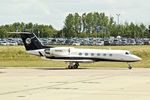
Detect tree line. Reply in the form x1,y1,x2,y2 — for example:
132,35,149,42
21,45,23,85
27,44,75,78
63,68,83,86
57,12,150,38
0,22,57,38
0,12,150,38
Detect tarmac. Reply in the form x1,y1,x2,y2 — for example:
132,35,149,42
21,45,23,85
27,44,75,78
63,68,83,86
0,68,150,100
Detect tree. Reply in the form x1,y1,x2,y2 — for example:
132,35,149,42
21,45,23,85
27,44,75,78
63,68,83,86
64,14,76,37
0,22,57,38
74,13,82,34
82,13,87,33
92,12,100,33
148,25,150,33
129,22,135,38
139,24,146,38
85,12,93,33
0,27,7,38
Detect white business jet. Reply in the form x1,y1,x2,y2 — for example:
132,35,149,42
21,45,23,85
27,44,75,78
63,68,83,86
12,32,141,69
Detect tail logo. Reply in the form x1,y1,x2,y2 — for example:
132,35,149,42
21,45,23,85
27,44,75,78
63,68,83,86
26,38,31,44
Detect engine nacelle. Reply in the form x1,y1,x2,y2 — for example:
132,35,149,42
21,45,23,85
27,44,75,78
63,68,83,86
44,47,73,57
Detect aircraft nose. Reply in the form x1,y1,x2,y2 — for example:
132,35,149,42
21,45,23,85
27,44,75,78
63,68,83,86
134,55,142,61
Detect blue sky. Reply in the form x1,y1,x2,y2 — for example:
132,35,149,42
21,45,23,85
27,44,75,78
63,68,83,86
0,0,149,29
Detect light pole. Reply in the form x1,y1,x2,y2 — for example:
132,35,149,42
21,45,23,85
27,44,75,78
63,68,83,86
102,16,104,38
62,29,64,38
38,28,40,38
116,14,120,36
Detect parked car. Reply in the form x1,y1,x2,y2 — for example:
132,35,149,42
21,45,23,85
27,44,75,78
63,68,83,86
136,39,144,45
9,41,18,46
0,41,7,45
96,41,104,46
127,38,136,45
72,42,80,46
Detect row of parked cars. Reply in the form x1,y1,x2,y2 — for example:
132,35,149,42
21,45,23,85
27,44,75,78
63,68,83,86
0,38,23,46
40,37,150,46
0,37,150,46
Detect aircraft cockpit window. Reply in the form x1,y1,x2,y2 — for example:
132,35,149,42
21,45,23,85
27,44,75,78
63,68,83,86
125,52,129,55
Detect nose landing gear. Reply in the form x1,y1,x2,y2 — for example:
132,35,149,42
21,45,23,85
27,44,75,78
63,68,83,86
128,63,132,70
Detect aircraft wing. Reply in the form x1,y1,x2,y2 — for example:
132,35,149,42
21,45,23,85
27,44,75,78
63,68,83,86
63,59,94,63
52,59,94,63
41,57,94,63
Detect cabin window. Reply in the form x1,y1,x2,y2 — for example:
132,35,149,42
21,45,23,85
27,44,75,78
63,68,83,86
91,53,94,56
109,54,112,56
79,53,82,56
97,53,100,56
85,53,88,56
103,54,106,56
125,52,129,55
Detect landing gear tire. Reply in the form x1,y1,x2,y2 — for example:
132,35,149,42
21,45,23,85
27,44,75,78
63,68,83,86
68,62,79,69
68,65,73,69
73,63,79,69
73,65,78,69
128,64,132,70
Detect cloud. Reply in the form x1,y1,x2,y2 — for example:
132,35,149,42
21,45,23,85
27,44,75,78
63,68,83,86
0,0,149,29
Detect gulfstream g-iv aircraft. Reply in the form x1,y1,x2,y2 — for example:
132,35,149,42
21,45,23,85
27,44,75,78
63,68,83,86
13,32,141,69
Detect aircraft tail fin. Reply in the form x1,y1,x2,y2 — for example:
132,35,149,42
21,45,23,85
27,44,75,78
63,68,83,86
9,32,52,50
21,32,53,50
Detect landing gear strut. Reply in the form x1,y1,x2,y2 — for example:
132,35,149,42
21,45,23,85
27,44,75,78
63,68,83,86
68,62,79,69
128,63,132,70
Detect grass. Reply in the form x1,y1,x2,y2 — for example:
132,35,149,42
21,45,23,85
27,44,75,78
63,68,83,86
0,45,150,68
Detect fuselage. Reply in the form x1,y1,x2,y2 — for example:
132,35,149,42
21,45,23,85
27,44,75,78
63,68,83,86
42,47,141,62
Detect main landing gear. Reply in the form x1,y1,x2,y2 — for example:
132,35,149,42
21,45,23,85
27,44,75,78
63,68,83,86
68,62,79,69
128,63,132,70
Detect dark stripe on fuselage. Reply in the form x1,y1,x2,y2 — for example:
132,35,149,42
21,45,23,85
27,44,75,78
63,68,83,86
39,52,43,56
46,56,136,62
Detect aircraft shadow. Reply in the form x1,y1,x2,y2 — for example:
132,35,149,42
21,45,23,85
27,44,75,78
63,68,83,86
0,71,6,74
35,68,89,70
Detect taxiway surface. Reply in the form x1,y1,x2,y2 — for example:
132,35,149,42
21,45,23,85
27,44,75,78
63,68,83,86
0,68,150,100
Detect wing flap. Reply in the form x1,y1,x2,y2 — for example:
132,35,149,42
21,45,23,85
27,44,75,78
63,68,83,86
63,59,94,63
